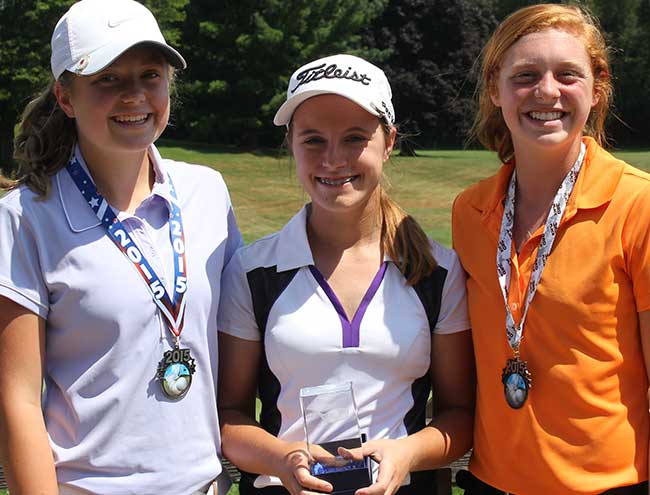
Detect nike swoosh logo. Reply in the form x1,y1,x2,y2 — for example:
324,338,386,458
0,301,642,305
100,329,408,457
108,16,136,28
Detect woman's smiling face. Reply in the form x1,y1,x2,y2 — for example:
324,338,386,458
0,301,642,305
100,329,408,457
290,94,395,217
56,44,171,161
491,28,599,154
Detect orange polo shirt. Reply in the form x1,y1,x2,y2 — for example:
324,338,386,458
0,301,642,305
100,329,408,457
452,137,650,495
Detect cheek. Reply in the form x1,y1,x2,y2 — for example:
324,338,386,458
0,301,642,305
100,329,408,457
292,149,313,186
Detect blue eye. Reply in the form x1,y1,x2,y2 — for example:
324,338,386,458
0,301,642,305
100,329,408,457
96,74,117,84
303,136,325,145
143,70,161,79
513,72,536,83
558,71,579,81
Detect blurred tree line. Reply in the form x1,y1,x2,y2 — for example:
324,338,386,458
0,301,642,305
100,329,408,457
1,0,649,173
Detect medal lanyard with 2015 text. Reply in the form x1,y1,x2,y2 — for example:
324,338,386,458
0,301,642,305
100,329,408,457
66,156,195,400
496,142,585,409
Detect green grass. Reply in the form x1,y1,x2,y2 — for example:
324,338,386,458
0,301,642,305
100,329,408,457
156,140,650,247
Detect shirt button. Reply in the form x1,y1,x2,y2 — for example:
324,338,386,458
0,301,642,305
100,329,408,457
510,302,518,311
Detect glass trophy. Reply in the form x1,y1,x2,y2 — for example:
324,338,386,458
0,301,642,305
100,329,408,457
299,382,372,495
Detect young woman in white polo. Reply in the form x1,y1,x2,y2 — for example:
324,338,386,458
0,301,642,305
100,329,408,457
218,54,474,495
0,1,241,493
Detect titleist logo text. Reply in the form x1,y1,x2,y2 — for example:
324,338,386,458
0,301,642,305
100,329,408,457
291,63,372,93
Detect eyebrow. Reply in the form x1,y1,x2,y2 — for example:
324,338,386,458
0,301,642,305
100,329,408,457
296,126,372,136
107,56,167,70
509,60,587,71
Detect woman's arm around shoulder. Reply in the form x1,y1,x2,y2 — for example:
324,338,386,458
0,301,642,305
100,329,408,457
0,295,57,494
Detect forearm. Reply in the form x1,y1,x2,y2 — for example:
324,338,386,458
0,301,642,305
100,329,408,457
220,408,305,477
0,400,57,494
402,406,473,471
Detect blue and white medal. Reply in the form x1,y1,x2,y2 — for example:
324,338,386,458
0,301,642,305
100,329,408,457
496,143,585,409
67,156,195,400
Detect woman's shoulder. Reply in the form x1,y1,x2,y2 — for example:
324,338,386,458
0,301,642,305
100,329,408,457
163,158,227,188
427,238,461,273
453,168,507,214
0,181,58,220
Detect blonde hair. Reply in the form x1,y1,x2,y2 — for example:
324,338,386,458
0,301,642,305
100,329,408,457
470,3,612,163
1,73,77,197
289,118,437,285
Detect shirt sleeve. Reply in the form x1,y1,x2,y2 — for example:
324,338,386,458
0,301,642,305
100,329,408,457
623,183,650,312
217,249,261,341
223,191,244,267
434,246,470,335
0,201,49,318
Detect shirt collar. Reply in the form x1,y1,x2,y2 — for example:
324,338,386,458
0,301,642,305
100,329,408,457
472,137,626,226
275,205,316,271
274,205,396,272
57,144,171,233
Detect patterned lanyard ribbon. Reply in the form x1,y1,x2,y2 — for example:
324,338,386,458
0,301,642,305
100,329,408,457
66,155,188,341
496,143,585,352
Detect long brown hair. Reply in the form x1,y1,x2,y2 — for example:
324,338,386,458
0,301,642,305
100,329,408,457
1,72,77,197
289,118,437,285
470,3,612,163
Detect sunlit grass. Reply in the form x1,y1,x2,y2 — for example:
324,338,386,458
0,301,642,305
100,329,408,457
156,140,650,247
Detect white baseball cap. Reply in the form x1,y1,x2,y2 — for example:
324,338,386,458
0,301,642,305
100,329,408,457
50,0,186,80
273,54,395,126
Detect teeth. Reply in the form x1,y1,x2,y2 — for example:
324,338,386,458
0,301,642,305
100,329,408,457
113,114,148,123
318,176,355,186
530,111,563,121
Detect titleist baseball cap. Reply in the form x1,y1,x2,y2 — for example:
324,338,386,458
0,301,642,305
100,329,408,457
51,0,186,80
274,54,395,126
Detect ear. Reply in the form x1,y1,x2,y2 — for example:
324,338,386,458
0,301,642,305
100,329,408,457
53,80,76,118
489,83,501,108
488,72,501,107
384,126,397,161
591,89,600,108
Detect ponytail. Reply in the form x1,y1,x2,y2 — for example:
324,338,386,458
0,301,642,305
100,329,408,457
2,73,77,197
379,187,437,285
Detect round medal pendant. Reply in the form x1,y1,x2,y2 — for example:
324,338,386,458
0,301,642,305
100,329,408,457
157,347,196,400
501,356,532,409
503,372,528,409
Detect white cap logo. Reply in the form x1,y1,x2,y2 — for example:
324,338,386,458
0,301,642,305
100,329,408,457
273,54,395,126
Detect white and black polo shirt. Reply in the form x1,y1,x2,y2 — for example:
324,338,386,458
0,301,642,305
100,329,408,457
218,206,469,491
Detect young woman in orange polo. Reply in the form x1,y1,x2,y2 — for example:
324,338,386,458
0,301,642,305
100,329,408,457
452,4,650,495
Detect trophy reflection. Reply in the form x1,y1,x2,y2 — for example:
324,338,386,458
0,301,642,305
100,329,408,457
300,382,372,494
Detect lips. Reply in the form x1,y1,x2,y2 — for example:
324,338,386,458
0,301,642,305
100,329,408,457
528,111,565,121
317,176,358,186
111,114,150,124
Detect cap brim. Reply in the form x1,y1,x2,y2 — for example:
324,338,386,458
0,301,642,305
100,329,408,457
68,39,186,77
273,89,381,126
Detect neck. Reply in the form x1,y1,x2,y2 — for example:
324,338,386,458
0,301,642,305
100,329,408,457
512,138,582,209
80,144,154,213
307,196,382,256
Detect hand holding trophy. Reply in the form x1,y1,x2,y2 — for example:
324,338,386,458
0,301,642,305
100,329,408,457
300,382,372,495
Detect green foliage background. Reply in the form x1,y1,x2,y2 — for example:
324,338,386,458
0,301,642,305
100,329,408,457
1,0,649,175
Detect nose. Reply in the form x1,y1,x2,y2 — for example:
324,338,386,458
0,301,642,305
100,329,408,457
323,142,347,169
120,78,146,104
534,71,561,100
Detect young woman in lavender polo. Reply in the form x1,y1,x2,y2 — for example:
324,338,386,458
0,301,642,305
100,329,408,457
0,0,241,493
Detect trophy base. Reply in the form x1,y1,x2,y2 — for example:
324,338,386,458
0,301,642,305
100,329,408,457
316,465,372,495
310,438,372,494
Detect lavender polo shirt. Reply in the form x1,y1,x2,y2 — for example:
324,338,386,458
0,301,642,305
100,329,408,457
0,145,242,495
217,206,469,488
